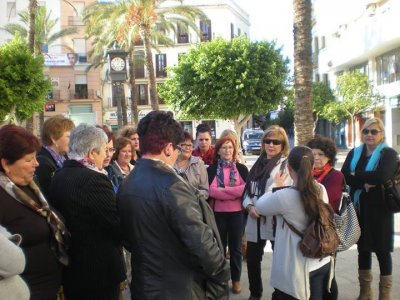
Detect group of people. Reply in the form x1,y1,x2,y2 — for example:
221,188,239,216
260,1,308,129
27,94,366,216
0,112,397,300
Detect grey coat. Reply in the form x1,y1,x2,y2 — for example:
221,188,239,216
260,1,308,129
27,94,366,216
0,225,30,300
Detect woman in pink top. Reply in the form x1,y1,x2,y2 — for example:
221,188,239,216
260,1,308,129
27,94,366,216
207,136,248,295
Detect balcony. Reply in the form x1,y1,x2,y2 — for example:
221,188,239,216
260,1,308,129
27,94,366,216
68,16,84,26
69,89,95,100
47,89,61,101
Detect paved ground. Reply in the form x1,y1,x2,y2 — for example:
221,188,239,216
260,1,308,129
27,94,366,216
231,149,400,300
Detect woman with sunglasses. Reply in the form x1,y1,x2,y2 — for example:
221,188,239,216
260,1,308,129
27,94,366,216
242,125,292,300
207,136,248,294
174,131,209,201
341,117,398,300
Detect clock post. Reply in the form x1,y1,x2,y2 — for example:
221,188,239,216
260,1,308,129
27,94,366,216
106,46,128,129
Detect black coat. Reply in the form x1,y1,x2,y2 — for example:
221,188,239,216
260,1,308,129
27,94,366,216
48,160,126,296
35,147,58,199
207,162,248,186
341,146,398,252
117,158,230,300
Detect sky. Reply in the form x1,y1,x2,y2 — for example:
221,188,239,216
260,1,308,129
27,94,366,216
235,0,294,64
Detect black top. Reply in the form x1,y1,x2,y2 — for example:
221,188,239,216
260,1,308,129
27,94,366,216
35,147,58,199
0,185,62,300
207,162,249,186
48,160,126,295
341,146,398,252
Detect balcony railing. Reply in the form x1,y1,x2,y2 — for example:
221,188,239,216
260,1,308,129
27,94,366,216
47,89,61,101
68,16,84,26
69,89,95,100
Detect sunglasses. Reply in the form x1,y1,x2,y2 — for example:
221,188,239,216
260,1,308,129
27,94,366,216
362,129,381,135
263,139,283,145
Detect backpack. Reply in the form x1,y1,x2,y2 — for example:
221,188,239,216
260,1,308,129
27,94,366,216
284,202,340,259
382,159,400,213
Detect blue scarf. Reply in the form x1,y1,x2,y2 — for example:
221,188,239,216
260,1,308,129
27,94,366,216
216,158,237,188
350,142,387,205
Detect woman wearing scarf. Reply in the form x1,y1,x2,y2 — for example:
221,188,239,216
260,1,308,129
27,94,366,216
48,124,126,300
242,125,292,300
341,118,398,300
307,135,344,300
0,125,69,300
207,136,248,294
35,115,75,199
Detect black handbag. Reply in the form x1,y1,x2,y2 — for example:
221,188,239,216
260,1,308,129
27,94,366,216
382,160,400,213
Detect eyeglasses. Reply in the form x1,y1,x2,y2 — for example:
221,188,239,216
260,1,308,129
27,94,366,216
263,139,283,146
362,129,381,135
105,147,115,153
175,145,184,154
179,143,193,149
220,146,234,151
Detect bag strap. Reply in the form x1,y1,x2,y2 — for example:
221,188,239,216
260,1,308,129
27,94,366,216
283,218,303,237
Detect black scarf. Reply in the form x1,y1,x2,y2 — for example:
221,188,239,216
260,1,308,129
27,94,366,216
244,152,282,198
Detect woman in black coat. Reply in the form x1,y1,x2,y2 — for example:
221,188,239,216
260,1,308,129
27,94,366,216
341,118,398,300
48,124,126,300
35,115,75,199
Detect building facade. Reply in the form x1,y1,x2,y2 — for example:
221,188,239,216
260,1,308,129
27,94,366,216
312,0,400,151
1,0,103,133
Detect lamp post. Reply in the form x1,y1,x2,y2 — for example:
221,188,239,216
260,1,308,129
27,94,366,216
106,45,128,129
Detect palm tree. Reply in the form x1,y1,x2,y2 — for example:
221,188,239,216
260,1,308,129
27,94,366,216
85,0,206,113
293,0,313,145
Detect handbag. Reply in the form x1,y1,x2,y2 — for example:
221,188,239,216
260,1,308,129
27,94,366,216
334,190,361,252
381,160,400,213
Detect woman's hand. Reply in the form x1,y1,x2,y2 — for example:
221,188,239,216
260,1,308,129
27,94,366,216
273,171,288,187
248,206,261,219
364,183,376,192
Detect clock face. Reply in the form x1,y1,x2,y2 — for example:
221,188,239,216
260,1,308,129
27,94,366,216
110,57,125,71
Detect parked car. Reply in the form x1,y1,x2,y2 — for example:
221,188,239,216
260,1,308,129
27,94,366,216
241,129,264,155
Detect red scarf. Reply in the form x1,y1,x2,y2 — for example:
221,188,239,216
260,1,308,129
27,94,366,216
192,146,215,166
312,163,332,183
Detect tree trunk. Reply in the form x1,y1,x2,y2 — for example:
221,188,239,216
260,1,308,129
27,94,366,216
128,46,138,126
141,25,159,111
28,0,37,53
293,0,314,146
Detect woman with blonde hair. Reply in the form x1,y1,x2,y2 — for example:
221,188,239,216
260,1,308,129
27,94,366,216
242,125,292,300
118,126,140,165
341,117,398,300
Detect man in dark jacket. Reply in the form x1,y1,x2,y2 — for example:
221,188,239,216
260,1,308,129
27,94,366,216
117,111,230,300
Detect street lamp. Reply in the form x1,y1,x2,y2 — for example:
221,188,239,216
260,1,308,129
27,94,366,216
106,45,128,129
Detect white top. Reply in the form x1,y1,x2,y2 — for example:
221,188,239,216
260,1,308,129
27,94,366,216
255,184,331,300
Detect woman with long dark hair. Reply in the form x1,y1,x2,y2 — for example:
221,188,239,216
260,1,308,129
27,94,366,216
255,146,333,299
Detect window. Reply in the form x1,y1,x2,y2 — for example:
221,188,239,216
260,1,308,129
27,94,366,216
177,24,189,44
135,51,145,78
376,48,400,85
73,39,87,63
322,73,329,85
136,84,148,105
315,73,320,82
155,23,166,44
73,75,88,99
7,2,16,18
237,28,241,36
320,36,326,49
155,54,167,77
200,20,211,42
230,23,235,39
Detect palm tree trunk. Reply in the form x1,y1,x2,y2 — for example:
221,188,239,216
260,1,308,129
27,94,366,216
141,26,159,111
128,46,138,126
293,0,313,145
28,0,37,53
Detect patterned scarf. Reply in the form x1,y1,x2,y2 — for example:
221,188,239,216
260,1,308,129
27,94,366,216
76,157,108,175
0,172,69,266
216,158,237,187
312,163,333,183
44,145,66,169
193,146,214,166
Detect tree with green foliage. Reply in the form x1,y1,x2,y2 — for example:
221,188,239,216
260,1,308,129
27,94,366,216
159,36,289,134
312,82,335,126
0,35,51,124
335,71,380,145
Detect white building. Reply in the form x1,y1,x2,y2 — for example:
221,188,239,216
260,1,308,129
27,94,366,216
101,0,250,138
312,0,400,151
